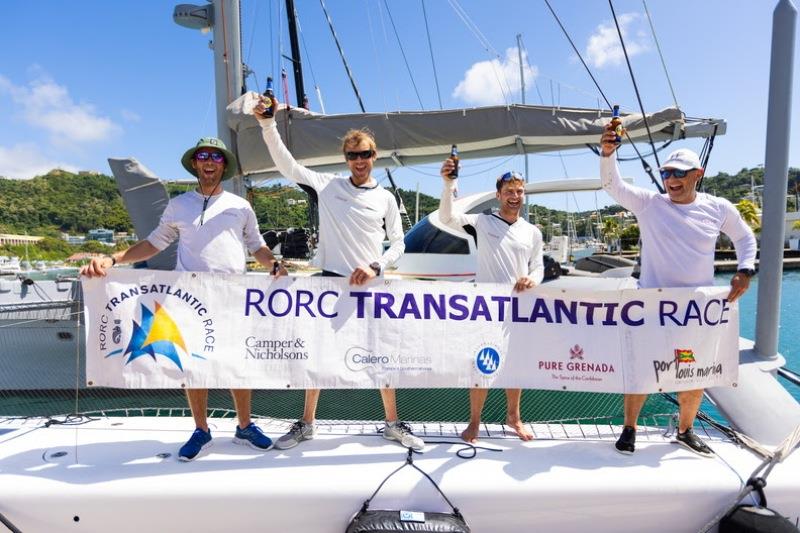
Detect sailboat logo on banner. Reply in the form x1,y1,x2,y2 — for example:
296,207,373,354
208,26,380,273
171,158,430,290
106,302,204,371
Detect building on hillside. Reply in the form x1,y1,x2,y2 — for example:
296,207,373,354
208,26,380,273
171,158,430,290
0,234,44,246
61,233,87,245
87,228,114,243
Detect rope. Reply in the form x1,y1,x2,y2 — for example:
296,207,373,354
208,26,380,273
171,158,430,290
421,0,443,109
642,0,679,109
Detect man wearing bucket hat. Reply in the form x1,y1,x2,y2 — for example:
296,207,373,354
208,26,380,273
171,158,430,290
600,125,756,458
252,99,423,452
438,161,544,443
81,136,287,461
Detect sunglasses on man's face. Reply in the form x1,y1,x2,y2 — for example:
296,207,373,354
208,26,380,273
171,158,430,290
345,150,374,161
660,168,691,180
194,151,226,163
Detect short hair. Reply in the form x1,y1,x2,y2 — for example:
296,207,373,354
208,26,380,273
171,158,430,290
341,128,377,154
496,171,526,191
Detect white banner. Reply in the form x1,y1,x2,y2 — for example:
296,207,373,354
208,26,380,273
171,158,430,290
83,270,740,393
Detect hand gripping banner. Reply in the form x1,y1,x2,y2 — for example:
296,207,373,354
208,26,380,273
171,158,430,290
83,270,739,393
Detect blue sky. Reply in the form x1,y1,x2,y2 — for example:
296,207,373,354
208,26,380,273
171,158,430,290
2,0,799,213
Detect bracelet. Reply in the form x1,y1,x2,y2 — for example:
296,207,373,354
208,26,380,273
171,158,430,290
106,255,117,267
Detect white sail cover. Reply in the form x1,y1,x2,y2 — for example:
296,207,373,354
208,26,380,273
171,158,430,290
226,92,725,181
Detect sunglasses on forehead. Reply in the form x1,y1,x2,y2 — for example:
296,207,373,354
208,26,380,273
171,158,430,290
194,151,226,163
660,168,692,180
345,150,374,161
498,171,524,182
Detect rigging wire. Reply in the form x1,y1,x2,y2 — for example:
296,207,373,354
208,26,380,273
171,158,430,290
542,0,665,194
446,0,511,105
319,0,367,112
421,0,443,109
296,8,323,110
366,0,388,112
518,39,546,105
270,0,275,78
382,0,425,110
608,0,661,170
642,0,679,110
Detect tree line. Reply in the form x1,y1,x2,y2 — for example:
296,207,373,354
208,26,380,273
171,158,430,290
1,166,797,260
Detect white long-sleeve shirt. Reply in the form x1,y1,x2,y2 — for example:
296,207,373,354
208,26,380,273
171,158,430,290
600,156,757,289
259,120,404,276
439,179,544,284
147,190,266,274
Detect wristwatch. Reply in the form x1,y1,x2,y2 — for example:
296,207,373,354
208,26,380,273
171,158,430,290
369,262,381,276
736,268,756,278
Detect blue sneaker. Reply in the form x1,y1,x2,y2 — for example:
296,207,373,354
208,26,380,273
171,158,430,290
179,428,212,462
233,422,274,451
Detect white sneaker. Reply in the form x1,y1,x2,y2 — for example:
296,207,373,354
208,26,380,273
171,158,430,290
275,420,316,450
383,421,424,451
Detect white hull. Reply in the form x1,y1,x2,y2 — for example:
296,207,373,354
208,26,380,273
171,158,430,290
0,415,797,532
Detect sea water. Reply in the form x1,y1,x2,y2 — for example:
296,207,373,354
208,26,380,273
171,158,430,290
722,269,800,403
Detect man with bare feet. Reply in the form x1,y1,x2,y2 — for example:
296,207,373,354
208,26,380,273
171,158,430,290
439,161,544,443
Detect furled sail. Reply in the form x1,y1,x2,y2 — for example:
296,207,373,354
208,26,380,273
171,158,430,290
226,92,725,182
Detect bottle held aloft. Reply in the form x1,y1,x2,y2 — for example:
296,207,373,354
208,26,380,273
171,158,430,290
448,144,459,179
611,105,625,143
262,76,278,118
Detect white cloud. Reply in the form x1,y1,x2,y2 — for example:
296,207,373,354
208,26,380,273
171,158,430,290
121,109,141,122
452,47,538,106
585,13,649,69
0,143,78,180
0,73,121,143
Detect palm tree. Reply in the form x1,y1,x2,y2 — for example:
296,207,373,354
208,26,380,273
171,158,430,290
736,199,761,233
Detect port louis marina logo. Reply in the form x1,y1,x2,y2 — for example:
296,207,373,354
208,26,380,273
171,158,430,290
652,348,723,384
537,344,616,384
99,284,215,371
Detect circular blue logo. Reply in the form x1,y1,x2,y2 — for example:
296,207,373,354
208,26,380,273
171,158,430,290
475,347,501,375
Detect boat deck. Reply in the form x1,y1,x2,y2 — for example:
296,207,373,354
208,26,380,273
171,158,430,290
1,416,798,532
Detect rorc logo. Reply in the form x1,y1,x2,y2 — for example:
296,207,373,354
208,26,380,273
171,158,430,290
475,346,501,375
105,302,206,371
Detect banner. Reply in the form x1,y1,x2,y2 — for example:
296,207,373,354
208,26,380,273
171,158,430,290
83,270,740,393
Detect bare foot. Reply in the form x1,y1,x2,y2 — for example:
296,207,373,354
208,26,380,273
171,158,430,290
461,422,481,443
507,417,534,441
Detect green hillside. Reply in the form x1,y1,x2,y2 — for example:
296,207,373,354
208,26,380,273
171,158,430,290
1,165,797,261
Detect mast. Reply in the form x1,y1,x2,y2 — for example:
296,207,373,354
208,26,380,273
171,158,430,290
173,0,244,196
517,34,530,223
755,0,797,359
285,0,306,106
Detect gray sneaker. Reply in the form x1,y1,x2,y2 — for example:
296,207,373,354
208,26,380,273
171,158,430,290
275,420,316,450
383,421,424,451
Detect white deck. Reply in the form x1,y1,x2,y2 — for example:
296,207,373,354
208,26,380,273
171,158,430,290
0,416,798,532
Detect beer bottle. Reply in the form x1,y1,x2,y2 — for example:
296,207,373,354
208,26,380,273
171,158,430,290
611,105,624,143
448,144,459,179
262,76,277,118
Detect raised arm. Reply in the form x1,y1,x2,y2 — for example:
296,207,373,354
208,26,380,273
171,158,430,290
439,158,477,230
600,125,653,214
254,100,327,190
